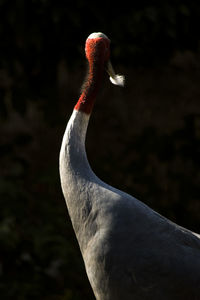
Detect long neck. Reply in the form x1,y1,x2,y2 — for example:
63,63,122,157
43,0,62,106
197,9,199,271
67,57,105,175
59,59,104,241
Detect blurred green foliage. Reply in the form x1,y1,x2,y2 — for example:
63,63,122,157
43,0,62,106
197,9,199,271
1,1,200,299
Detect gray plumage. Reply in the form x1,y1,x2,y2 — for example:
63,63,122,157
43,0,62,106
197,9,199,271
59,32,200,300
60,110,200,300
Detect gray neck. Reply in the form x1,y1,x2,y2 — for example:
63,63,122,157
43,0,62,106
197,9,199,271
60,110,90,174
59,110,95,242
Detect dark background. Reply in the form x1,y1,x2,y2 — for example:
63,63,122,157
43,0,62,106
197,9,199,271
1,1,200,299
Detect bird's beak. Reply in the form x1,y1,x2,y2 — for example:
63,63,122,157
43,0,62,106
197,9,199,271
106,60,125,87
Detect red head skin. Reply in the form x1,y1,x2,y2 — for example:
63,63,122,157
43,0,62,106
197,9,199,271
74,36,110,114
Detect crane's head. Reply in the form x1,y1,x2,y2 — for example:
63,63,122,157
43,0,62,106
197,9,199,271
85,32,125,87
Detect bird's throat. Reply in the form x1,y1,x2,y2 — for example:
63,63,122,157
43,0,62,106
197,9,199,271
74,61,104,115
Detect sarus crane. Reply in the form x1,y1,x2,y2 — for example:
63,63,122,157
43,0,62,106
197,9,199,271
59,32,200,300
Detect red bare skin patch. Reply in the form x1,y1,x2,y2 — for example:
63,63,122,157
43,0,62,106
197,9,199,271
74,37,110,115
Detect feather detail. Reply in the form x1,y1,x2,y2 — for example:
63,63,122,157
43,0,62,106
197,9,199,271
109,74,125,87
106,60,125,87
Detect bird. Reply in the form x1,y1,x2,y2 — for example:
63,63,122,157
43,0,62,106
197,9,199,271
59,32,200,300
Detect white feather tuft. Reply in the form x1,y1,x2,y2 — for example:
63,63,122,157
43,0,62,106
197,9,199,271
109,74,125,87
107,60,125,87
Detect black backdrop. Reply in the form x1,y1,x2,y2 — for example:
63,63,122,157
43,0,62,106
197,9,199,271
1,1,200,299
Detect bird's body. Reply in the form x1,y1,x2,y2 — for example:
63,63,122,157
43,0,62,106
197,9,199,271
59,33,200,299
